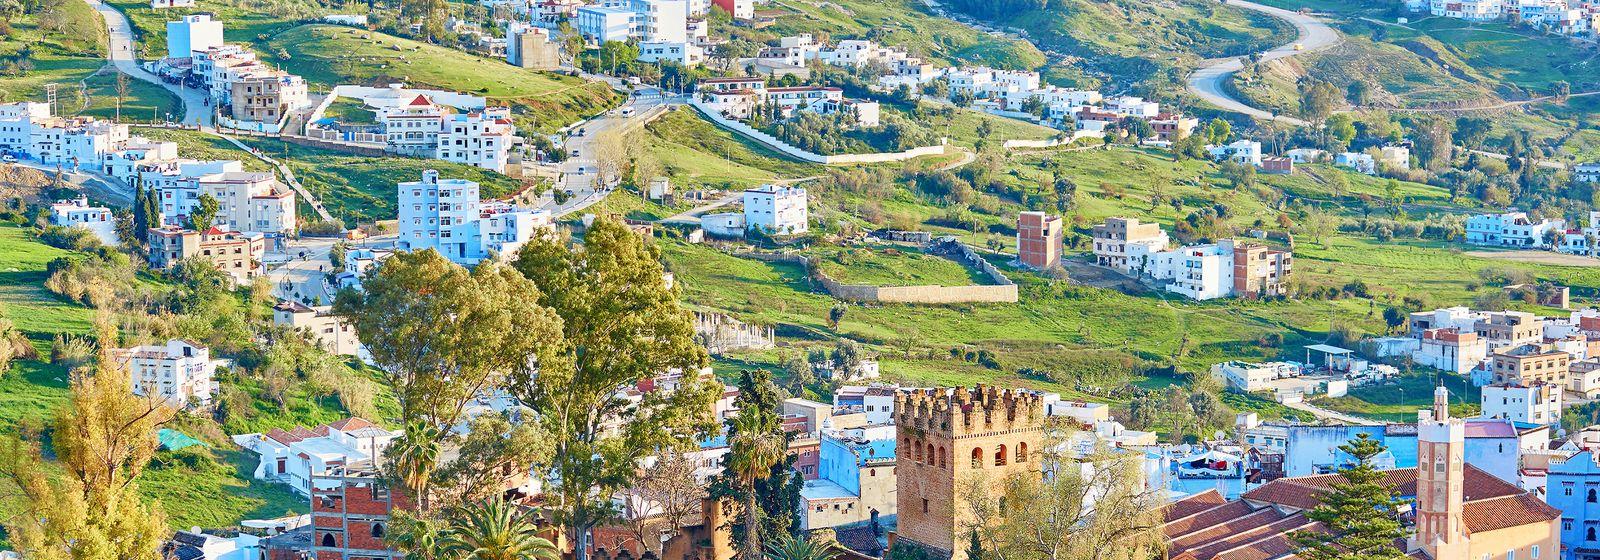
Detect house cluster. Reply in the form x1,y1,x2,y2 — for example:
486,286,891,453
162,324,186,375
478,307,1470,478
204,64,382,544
151,15,311,131
570,0,720,66
745,34,929,79
1089,217,1294,300
397,169,554,266
49,195,119,246
1466,208,1570,249
1405,0,1600,37
1393,306,1600,398
376,90,522,173
695,77,881,128
701,183,810,237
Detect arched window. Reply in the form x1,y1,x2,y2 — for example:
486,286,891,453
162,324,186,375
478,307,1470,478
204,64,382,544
322,533,336,547
1588,489,1596,503
1017,442,1029,463
995,444,1008,466
915,442,924,464
1588,527,1596,542
971,447,984,468
937,446,946,468
927,444,935,466
372,523,385,538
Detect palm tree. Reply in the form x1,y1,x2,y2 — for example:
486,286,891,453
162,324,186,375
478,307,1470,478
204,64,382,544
764,534,833,560
440,496,561,560
727,409,788,559
389,419,443,511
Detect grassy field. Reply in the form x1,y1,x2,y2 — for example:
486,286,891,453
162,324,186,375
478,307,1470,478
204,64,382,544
644,108,825,189
758,0,1046,71
108,0,338,60
1312,372,1482,422
263,25,619,132
808,244,993,286
0,0,180,121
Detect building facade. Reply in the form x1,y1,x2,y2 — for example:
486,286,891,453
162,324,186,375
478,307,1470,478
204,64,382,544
397,170,552,265
114,339,218,408
743,184,807,235
50,195,119,246
1016,211,1063,270
1480,382,1562,425
1090,217,1169,274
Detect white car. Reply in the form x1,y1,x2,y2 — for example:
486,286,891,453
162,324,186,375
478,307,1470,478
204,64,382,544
0,154,15,163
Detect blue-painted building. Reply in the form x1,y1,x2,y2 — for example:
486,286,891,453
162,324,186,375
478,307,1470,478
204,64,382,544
800,427,897,530
1285,419,1523,484
1548,450,1600,559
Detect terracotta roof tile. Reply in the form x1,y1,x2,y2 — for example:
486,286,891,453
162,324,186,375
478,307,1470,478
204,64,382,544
1171,508,1287,551
1462,493,1560,533
1166,489,1227,522
265,428,301,445
1166,500,1257,539
328,417,375,431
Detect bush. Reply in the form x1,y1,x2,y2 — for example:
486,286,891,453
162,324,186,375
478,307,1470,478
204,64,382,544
38,225,101,251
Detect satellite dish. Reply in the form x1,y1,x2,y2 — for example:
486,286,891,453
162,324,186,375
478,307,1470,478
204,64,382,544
1214,430,1226,440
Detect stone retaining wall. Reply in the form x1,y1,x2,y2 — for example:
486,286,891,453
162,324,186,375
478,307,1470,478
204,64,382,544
689,99,946,165
736,246,1017,304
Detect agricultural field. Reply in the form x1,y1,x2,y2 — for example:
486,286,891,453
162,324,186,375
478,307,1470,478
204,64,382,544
806,244,995,286
0,0,180,121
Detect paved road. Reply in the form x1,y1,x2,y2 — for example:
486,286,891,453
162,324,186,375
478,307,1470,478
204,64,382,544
268,235,396,303
84,0,212,126
1186,0,1342,125
534,89,679,218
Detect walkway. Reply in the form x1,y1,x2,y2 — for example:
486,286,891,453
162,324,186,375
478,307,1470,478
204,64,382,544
1185,0,1343,125
214,133,337,222
1283,400,1383,425
83,0,211,126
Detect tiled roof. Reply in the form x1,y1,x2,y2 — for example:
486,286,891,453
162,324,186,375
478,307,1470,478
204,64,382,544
1165,500,1256,539
329,417,375,431
265,428,302,445
1461,493,1561,533
1239,465,1522,511
1165,489,1227,522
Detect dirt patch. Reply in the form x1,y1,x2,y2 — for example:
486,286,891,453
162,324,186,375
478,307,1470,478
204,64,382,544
1060,257,1153,293
1467,249,1600,267
0,165,56,204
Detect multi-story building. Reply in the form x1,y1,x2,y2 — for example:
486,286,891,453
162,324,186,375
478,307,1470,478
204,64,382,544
1145,239,1292,300
1409,306,1487,335
50,195,119,246
743,184,807,236
1576,162,1600,183
800,424,897,530
1209,140,1263,167
895,386,1045,559
577,0,687,43
637,41,705,66
307,462,407,560
1091,217,1170,274
1490,343,1572,386
273,300,361,357
1544,449,1600,558
397,170,553,265
1414,327,1489,374
146,226,267,285
435,108,519,172
833,384,896,425
195,171,298,236
1466,210,1565,248
232,418,400,497
1480,382,1562,425
1476,310,1545,350
1427,0,1505,21
1572,359,1600,399
166,14,224,60
229,74,309,125
1016,211,1063,270
113,339,218,408
506,25,561,69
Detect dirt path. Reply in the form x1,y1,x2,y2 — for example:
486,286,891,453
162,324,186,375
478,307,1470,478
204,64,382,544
1466,249,1600,267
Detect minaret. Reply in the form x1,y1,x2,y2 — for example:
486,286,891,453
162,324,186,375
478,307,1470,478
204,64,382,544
1412,385,1467,559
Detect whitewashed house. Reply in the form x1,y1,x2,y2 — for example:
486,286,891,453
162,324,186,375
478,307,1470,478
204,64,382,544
50,195,119,246
113,339,220,408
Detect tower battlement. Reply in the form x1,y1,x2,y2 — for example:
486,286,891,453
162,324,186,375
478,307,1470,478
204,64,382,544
894,384,1046,437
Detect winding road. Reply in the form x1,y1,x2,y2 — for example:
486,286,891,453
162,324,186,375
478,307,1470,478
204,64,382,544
1185,0,1343,125
84,0,212,126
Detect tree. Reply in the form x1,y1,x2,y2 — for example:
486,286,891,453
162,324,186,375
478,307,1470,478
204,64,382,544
830,339,862,378
334,250,562,510
1,315,174,560
962,427,1165,560
1325,114,1356,151
132,178,149,244
827,304,847,330
765,533,834,560
726,393,788,558
782,351,814,395
508,216,718,560
1382,307,1407,334
1220,160,1257,190
439,495,561,560
1453,117,1492,149
186,193,219,231
431,415,553,509
1205,117,1231,145
1293,434,1408,560
629,450,705,553
1346,81,1372,106
965,529,985,560
1302,207,1339,247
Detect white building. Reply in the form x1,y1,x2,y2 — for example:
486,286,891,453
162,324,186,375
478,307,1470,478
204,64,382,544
196,171,298,236
833,384,896,425
743,184,807,236
1465,211,1564,248
166,14,225,60
1040,396,1111,425
1575,162,1600,183
1425,0,1504,21
436,108,519,173
0,102,135,167
1210,361,1301,392
397,170,553,265
272,300,361,357
637,41,705,66
231,417,400,495
1210,140,1263,167
150,0,196,7
50,195,119,246
113,339,219,408
1335,152,1377,175
701,212,745,238
1480,383,1562,425
576,6,634,43
577,0,687,43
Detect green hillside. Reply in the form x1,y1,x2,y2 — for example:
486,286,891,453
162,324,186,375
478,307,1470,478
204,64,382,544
0,0,179,121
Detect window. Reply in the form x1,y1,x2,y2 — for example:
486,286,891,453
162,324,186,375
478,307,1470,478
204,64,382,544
1017,442,1028,463
1587,527,1595,541
1587,488,1594,503
1533,545,1540,559
938,446,946,468
1508,551,1515,560
322,533,336,547
995,445,1008,466
922,498,929,513
971,448,983,468
1565,519,1574,531
372,523,385,538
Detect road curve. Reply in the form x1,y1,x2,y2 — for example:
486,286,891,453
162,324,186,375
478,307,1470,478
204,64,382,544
1186,0,1342,126
83,0,212,125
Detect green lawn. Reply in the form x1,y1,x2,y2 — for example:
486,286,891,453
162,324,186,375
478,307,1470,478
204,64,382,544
0,226,95,347
808,244,993,286
1311,371,1482,422
645,108,824,189
0,0,180,120
264,25,619,132
108,0,337,60
138,447,308,529
760,0,1046,70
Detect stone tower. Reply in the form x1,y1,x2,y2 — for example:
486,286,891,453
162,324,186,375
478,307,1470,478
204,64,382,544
894,385,1046,559
1412,385,1467,560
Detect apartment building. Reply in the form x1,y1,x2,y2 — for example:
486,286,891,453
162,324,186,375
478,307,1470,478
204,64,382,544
1231,242,1293,297
114,339,219,408
1091,217,1170,274
435,109,518,172
146,226,267,285
743,184,808,235
577,0,687,43
711,0,753,18
696,83,879,126
273,300,361,357
1146,239,1292,300
800,424,897,530
1571,359,1600,398
165,14,224,60
1490,343,1572,386
229,74,310,125
1475,310,1545,350
1466,210,1565,248
193,171,298,236
505,25,561,69
1210,140,1264,167
1481,382,1562,425
397,170,553,265
1414,327,1489,374
1016,211,1063,270
50,195,119,246
232,418,400,496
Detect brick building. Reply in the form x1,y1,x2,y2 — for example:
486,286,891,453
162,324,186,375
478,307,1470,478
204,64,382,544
309,462,407,560
893,386,1046,559
1490,343,1571,386
147,225,267,285
1015,211,1062,270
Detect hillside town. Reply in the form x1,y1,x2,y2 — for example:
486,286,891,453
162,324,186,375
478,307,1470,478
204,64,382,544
9,0,1600,556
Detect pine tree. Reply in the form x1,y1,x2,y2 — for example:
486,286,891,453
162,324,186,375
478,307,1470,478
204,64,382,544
965,529,985,560
1293,433,1408,560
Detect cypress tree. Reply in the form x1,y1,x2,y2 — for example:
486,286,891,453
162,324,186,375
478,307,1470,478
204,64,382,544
132,178,148,244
